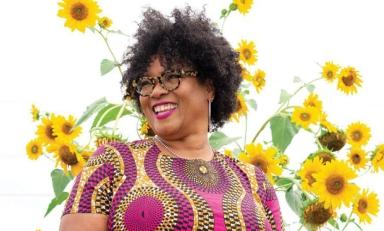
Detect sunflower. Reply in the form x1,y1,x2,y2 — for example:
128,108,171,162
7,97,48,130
237,40,257,65
241,66,252,81
26,139,43,160
302,201,334,231
319,112,338,133
98,16,112,29
321,61,340,82
347,147,368,170
57,0,102,32
313,149,335,164
48,141,85,176
80,148,94,162
291,106,321,129
252,69,266,93
303,93,323,112
52,115,82,143
36,113,58,146
139,119,155,137
345,122,371,147
298,157,324,192
230,93,248,122
353,189,380,224
318,130,346,151
312,160,359,209
233,0,254,15
31,104,40,122
278,154,289,167
337,66,362,95
372,144,384,172
239,143,282,183
224,149,233,158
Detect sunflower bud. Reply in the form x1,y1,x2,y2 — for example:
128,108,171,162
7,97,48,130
340,213,348,222
229,3,238,11
313,149,335,164
318,131,346,151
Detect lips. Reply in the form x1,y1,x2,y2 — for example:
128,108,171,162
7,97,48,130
152,102,178,120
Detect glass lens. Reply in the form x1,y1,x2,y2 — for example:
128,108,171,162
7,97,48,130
137,78,154,96
162,73,180,91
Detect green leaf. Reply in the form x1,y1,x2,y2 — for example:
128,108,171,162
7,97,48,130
100,59,116,76
44,191,69,217
293,76,302,83
275,177,294,190
248,99,257,111
278,89,291,104
51,169,72,198
75,97,108,127
306,84,315,92
328,218,340,230
285,187,304,216
91,103,131,129
209,131,241,150
270,115,299,152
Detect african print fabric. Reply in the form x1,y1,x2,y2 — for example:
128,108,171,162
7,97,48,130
63,139,284,231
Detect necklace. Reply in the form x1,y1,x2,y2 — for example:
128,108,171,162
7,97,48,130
153,135,215,162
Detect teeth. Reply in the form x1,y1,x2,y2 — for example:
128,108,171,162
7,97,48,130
153,103,177,113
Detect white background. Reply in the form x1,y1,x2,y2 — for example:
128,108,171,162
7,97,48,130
0,0,383,230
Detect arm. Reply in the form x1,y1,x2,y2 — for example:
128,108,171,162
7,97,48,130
60,214,108,231
59,144,118,231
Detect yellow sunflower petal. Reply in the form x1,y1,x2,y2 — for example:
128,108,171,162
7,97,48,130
26,139,43,160
337,66,362,95
345,122,371,147
237,40,257,65
353,189,380,224
233,0,253,15
57,0,102,33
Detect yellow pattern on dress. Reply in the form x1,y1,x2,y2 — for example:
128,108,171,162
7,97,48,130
71,165,99,213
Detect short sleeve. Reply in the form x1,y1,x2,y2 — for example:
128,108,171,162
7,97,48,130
255,167,285,231
62,143,122,216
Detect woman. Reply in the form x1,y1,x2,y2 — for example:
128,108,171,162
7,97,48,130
60,7,284,231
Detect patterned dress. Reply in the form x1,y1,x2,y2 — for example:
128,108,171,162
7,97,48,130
63,139,284,231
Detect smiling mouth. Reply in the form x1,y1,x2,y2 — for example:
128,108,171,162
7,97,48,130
152,103,178,114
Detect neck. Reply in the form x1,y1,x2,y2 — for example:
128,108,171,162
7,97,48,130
154,133,214,161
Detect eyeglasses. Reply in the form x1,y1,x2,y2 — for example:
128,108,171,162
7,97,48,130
132,69,198,97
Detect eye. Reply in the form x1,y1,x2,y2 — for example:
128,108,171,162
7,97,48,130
138,78,153,88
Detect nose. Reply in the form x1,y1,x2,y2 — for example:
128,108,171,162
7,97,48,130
150,79,168,98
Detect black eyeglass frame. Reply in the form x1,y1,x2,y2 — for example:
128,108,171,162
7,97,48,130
132,69,198,97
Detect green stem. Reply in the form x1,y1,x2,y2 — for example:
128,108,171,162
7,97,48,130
250,77,322,143
341,210,353,231
112,101,128,135
96,29,124,77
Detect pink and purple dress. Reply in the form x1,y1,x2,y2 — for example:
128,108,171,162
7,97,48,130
63,139,284,230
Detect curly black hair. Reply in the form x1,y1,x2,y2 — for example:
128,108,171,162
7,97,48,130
121,6,242,129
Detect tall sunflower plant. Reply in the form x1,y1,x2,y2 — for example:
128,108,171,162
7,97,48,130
25,0,382,229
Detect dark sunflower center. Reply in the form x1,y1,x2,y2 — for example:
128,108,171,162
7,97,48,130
305,171,316,186
31,145,39,154
45,125,57,140
326,71,334,79
326,175,345,195
304,202,332,225
300,112,311,121
357,199,368,213
352,130,362,142
62,122,73,135
352,153,361,164
253,159,268,173
243,49,252,60
240,0,246,4
342,74,355,87
59,146,78,165
71,3,89,21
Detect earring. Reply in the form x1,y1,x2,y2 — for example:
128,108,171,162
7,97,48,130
208,98,213,132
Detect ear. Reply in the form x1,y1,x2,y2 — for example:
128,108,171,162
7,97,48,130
205,79,215,100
